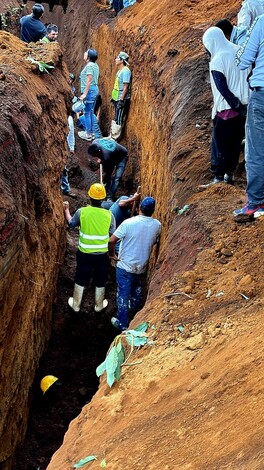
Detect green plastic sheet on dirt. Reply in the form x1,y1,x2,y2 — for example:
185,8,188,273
73,455,97,468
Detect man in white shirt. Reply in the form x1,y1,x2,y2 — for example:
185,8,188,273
108,197,161,330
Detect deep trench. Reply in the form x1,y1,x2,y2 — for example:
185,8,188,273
14,144,146,470
10,3,149,469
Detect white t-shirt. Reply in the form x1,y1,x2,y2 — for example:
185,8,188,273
114,215,161,274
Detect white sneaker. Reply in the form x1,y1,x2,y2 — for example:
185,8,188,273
78,131,93,141
254,208,264,218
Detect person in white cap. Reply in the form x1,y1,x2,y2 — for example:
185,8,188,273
110,51,131,140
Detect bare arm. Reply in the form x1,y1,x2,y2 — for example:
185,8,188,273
63,201,72,223
118,191,141,208
108,234,119,257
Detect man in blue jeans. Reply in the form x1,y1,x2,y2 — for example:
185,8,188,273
108,197,161,331
79,49,99,142
88,138,128,201
234,14,264,221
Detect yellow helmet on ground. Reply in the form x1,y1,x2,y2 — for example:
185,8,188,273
88,183,106,200
40,375,59,394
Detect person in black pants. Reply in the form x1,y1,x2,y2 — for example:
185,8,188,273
88,138,128,201
202,26,249,186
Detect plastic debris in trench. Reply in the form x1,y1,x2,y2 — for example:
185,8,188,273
178,204,190,215
27,56,55,73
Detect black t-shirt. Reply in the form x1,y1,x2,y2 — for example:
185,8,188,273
20,15,47,43
94,138,128,173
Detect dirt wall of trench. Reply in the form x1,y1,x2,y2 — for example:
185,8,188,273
0,33,71,468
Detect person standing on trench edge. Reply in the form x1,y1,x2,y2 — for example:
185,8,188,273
233,14,264,220
20,3,46,43
201,27,249,187
108,197,161,331
63,183,116,313
40,24,59,43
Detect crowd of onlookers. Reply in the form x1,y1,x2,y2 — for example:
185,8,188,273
203,0,264,221
107,0,143,16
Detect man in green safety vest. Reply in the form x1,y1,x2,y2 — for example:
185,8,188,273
40,24,59,43
63,183,116,313
110,51,131,140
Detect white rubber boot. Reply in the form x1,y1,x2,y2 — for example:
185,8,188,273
94,287,108,312
110,120,122,140
68,284,84,312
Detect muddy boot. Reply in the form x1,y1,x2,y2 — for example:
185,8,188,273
110,120,122,140
94,287,108,312
68,284,84,312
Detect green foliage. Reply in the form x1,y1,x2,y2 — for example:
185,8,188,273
73,455,97,468
0,5,23,31
134,321,149,332
26,56,55,74
96,322,152,388
100,459,107,468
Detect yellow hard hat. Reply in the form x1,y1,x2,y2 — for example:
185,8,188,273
88,183,106,200
40,375,59,394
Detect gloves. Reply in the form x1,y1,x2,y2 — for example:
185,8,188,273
237,103,248,117
117,99,125,109
62,166,68,177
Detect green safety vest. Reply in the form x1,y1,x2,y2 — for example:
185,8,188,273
111,66,131,101
40,36,50,43
79,206,112,254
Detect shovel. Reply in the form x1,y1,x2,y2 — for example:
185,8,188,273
99,164,103,184
131,185,141,217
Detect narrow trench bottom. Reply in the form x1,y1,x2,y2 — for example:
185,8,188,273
15,147,119,470
15,140,145,470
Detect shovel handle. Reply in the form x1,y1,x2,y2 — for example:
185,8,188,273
99,164,103,184
131,185,141,217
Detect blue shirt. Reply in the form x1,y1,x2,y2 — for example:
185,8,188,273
236,14,264,86
110,197,131,227
114,215,161,274
123,0,137,7
20,15,47,43
231,25,248,46
101,197,132,253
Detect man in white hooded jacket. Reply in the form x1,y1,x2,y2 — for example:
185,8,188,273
202,27,250,185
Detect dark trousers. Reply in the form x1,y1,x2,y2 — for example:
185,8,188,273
114,99,130,126
104,156,128,198
211,114,245,177
113,0,123,14
75,250,109,287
